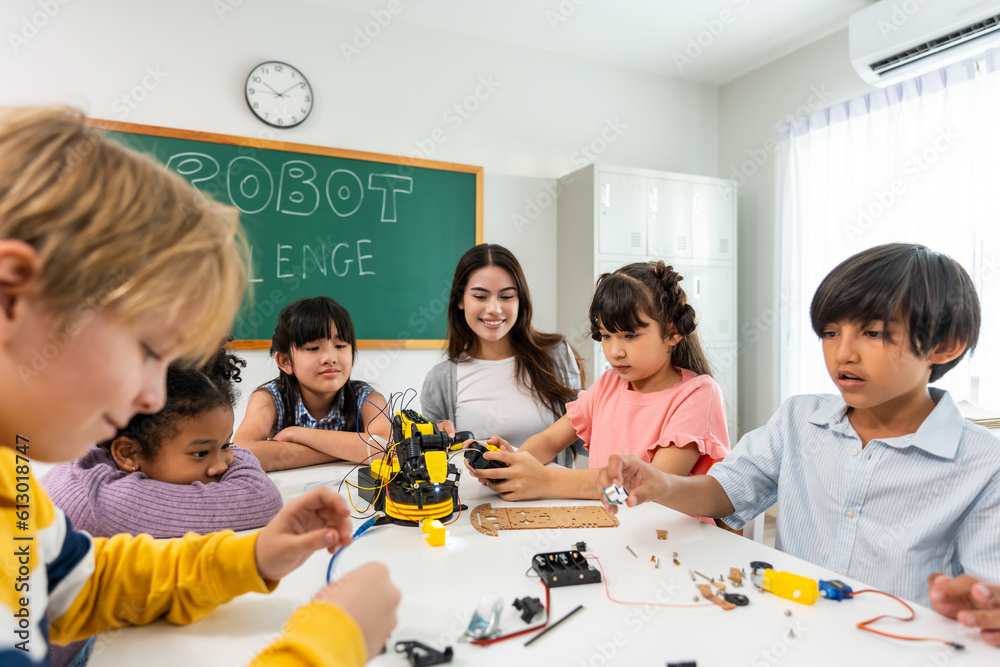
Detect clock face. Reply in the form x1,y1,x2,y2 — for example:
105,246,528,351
245,61,313,128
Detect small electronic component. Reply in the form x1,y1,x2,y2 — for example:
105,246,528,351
512,596,544,623
657,529,668,540
651,555,659,568
818,579,854,601
728,567,743,587
464,594,503,640
697,584,736,611
531,551,602,588
395,641,453,666
749,563,820,605
420,519,445,547
602,484,629,505
723,593,750,607
574,541,587,552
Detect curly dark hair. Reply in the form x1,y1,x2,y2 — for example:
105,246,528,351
98,343,245,459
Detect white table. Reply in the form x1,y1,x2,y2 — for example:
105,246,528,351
90,462,997,666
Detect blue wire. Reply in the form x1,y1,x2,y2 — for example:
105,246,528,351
401,387,417,410
326,514,381,583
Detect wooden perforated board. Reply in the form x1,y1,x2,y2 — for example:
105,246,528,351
469,503,619,536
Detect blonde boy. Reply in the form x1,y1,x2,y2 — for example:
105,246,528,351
0,107,398,666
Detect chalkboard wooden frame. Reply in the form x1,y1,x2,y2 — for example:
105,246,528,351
88,119,483,350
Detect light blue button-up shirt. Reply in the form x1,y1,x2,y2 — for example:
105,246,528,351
709,389,1000,605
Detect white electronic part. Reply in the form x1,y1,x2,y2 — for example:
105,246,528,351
463,593,503,641
602,484,629,505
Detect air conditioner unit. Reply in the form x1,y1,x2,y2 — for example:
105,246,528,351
849,0,1000,87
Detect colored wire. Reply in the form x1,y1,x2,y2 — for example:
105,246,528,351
400,387,417,410
852,589,964,649
326,514,381,583
469,582,551,646
588,556,716,609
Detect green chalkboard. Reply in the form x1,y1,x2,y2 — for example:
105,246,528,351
92,119,482,349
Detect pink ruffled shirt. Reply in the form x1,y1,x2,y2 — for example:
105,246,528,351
567,368,730,473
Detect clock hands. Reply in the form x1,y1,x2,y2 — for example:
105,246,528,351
260,82,284,97
276,82,304,97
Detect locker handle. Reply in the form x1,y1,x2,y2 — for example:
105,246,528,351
694,276,702,299
649,187,658,212
601,183,611,208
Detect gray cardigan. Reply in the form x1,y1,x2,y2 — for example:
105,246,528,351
420,340,583,467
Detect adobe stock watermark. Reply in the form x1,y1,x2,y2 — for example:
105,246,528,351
111,65,170,121
673,0,754,73
546,0,589,30
727,84,833,187
511,116,629,234
750,619,809,666
404,74,502,164
212,0,246,21
7,0,73,54
876,0,931,38
340,0,412,63
577,576,682,667
843,126,958,243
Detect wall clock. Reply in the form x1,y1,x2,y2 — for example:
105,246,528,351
245,61,313,128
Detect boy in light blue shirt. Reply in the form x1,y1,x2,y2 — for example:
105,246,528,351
599,244,1000,618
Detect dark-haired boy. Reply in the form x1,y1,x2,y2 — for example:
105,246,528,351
599,243,1000,610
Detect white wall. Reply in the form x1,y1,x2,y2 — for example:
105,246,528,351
718,29,874,435
3,0,718,424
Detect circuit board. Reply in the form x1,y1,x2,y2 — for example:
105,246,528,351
469,503,619,536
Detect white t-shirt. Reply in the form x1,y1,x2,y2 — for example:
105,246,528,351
454,356,554,448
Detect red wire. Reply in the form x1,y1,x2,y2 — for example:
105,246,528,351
588,556,716,608
852,589,963,648
444,486,463,525
470,582,551,645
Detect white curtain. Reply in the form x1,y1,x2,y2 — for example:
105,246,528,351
777,56,1000,411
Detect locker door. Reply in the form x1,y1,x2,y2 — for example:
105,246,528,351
597,172,646,256
646,177,693,260
692,182,735,260
686,265,735,346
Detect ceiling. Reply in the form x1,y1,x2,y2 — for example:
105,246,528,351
306,0,877,85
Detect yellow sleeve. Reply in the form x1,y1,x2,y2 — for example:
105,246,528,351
250,602,367,667
50,530,277,642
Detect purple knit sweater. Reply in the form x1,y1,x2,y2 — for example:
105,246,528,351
40,446,284,538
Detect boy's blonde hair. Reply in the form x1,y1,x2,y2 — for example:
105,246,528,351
0,107,247,363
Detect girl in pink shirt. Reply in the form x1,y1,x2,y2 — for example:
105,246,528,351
468,261,729,502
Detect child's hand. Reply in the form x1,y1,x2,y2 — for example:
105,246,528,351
469,438,548,501
598,454,670,513
928,573,1000,646
254,487,354,582
272,426,300,443
463,435,510,486
436,420,456,438
314,562,401,660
